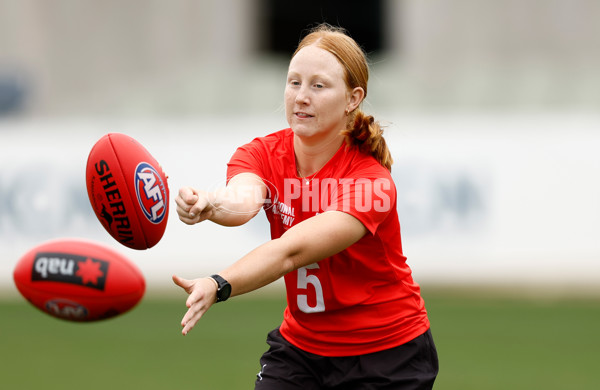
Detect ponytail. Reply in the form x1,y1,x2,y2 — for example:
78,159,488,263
341,110,393,171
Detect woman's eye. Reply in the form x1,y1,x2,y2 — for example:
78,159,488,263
314,83,324,89
290,80,300,86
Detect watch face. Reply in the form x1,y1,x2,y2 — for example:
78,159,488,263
219,283,231,300
211,275,232,302
219,284,232,301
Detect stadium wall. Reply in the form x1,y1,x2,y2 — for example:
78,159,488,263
1,113,598,295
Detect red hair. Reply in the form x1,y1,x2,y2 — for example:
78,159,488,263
293,24,393,171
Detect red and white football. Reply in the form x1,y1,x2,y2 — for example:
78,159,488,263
86,133,169,250
13,238,145,322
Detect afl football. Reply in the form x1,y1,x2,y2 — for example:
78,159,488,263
86,133,169,250
13,238,145,322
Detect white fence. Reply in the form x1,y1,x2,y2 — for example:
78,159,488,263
1,113,599,295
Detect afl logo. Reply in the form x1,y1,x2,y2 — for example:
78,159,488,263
45,299,89,320
135,162,167,224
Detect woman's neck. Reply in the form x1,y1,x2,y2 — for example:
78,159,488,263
294,132,345,177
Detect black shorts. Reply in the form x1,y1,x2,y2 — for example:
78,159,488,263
254,328,438,390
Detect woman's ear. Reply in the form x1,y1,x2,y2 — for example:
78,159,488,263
347,87,365,113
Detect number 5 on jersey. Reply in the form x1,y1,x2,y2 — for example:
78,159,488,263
297,263,325,313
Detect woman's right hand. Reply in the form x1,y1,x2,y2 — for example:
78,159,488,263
175,174,266,227
175,186,214,225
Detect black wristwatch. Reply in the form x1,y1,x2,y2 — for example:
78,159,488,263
210,274,232,303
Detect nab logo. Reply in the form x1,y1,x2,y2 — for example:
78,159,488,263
135,162,167,224
32,252,109,290
45,299,89,320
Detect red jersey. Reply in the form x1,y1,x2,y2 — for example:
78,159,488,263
227,128,430,356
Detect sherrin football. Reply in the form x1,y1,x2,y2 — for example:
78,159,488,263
86,133,169,250
13,238,145,322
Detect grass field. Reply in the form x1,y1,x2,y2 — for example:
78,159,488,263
2,288,599,389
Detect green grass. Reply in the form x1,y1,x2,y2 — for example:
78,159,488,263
1,288,599,389
426,289,600,390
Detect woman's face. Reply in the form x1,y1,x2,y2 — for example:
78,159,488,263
285,45,358,142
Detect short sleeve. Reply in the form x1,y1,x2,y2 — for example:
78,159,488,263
324,173,396,235
226,140,267,183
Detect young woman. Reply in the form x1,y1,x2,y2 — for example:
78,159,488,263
173,24,438,390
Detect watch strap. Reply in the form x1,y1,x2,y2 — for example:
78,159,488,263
210,274,231,303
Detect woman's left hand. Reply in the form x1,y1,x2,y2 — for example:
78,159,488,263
172,275,218,335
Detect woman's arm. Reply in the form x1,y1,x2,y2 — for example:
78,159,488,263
173,210,367,335
175,172,267,227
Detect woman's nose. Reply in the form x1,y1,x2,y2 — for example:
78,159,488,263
295,85,310,104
